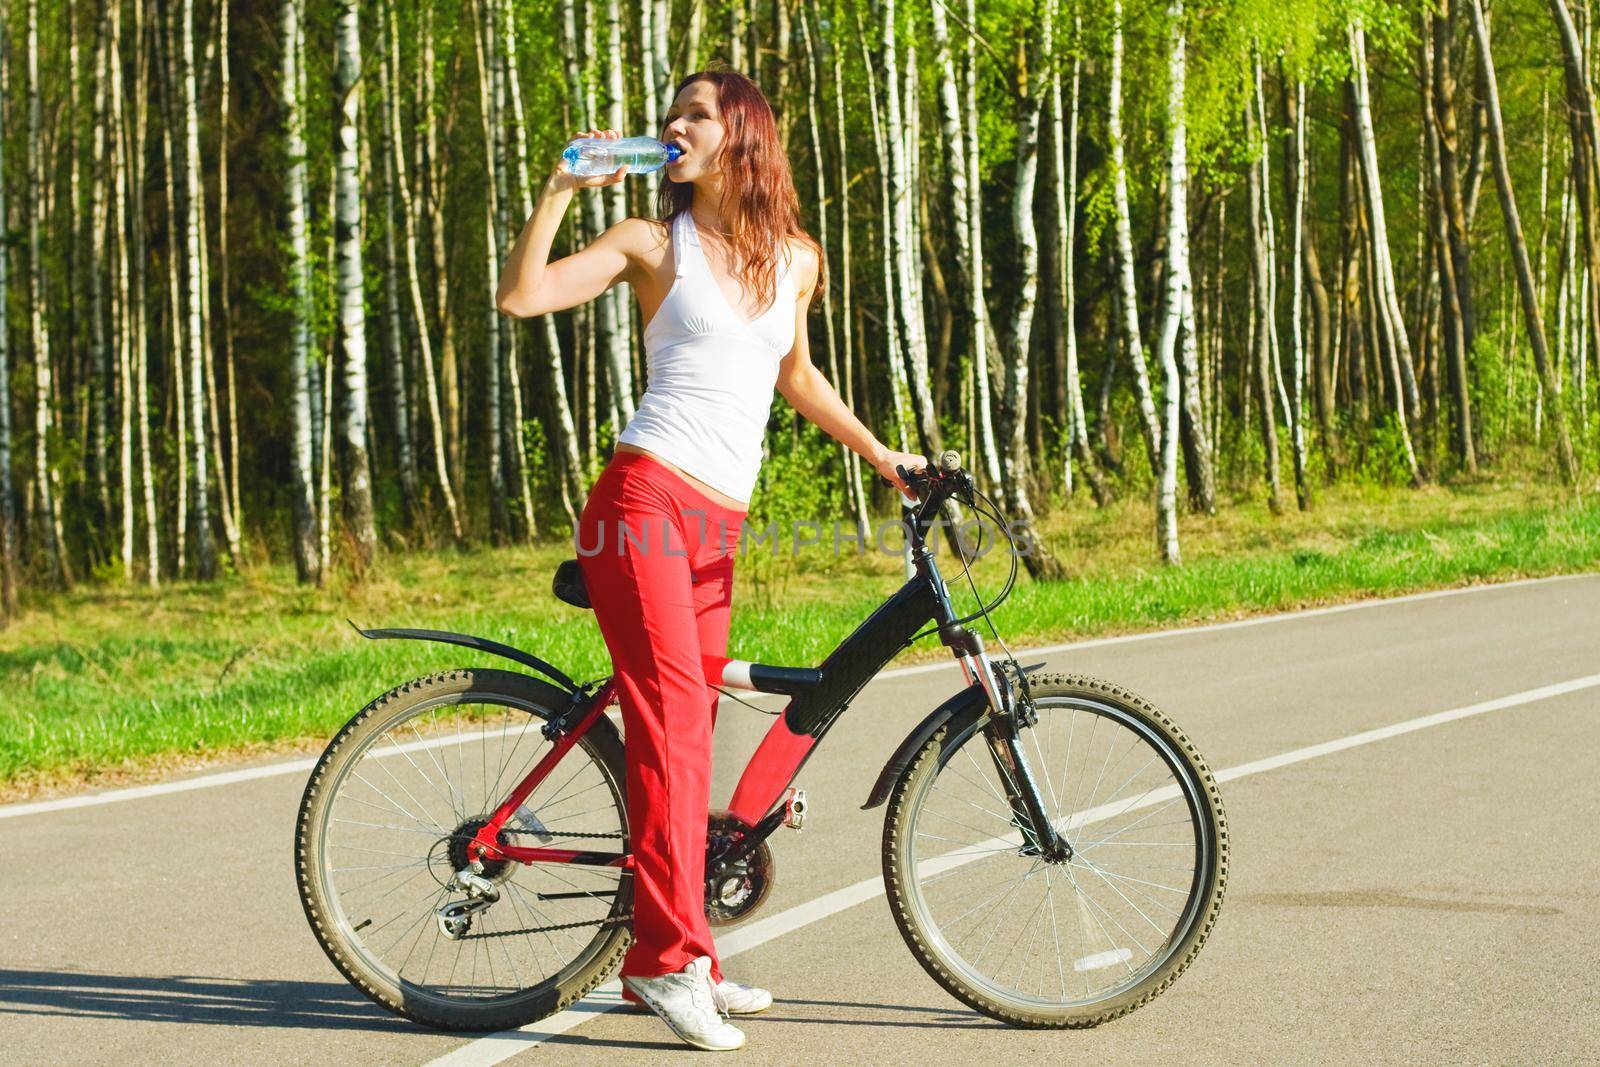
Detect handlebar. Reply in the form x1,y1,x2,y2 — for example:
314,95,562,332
882,449,972,511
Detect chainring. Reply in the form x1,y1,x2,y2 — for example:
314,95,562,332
704,810,776,927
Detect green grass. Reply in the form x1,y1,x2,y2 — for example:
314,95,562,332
2,476,1596,797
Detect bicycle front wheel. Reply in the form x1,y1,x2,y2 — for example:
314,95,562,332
295,668,632,1031
882,672,1226,1027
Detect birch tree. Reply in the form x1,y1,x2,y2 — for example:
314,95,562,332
283,0,322,581
1246,73,1283,513
880,0,940,457
1348,17,1422,484
602,0,636,422
0,34,15,618
335,0,377,564
857,13,912,453
178,0,218,578
1050,12,1111,507
800,6,870,536
505,0,584,529
384,0,464,541
1287,76,1312,511
999,0,1064,579
27,0,70,587
475,4,510,541
1109,0,1162,476
1470,0,1578,483
375,22,418,527
960,0,1003,486
1153,0,1189,563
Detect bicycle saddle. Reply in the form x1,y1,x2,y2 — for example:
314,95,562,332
553,559,591,610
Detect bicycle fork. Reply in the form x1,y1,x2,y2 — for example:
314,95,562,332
959,649,1072,863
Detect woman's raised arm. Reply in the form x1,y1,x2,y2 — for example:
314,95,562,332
495,128,638,319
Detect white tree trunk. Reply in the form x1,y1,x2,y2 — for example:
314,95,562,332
997,0,1064,578
89,23,111,540
1153,0,1187,564
111,1,135,580
1469,0,1578,481
799,7,869,534
336,0,377,563
505,0,583,529
218,0,241,556
881,0,937,455
1246,75,1283,512
178,0,218,578
603,0,637,422
384,0,464,540
27,0,70,587
1051,11,1110,507
640,0,661,203
474,4,510,539
1348,18,1422,482
858,14,912,454
961,0,1002,487
0,38,15,616
376,29,418,521
130,0,159,587
283,0,321,579
1109,0,1162,476
1288,77,1312,510
498,1,535,539
828,17,871,536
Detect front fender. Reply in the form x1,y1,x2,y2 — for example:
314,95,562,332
861,661,1049,811
860,684,990,811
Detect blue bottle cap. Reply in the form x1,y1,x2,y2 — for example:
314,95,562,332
664,143,684,162
562,144,581,168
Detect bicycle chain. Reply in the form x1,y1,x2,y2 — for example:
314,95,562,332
457,910,633,940
501,829,625,841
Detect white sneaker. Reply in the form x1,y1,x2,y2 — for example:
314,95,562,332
621,956,746,1052
712,976,773,1015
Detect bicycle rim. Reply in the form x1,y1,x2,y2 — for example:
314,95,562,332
891,685,1221,1022
306,684,630,1011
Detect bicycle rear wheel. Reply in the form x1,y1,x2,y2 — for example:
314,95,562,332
295,668,632,1031
882,672,1226,1027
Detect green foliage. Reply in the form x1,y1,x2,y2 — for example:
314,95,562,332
1352,413,1417,487
5,482,1595,789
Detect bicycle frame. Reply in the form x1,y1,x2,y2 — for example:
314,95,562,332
453,512,1055,873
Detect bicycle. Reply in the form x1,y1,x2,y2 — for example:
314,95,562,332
295,450,1227,1032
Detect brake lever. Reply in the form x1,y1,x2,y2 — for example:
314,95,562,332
892,462,930,510
883,460,934,511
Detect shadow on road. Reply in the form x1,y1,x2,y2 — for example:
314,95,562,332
0,969,408,1033
539,995,997,1050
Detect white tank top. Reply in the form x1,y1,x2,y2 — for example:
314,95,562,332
615,210,797,506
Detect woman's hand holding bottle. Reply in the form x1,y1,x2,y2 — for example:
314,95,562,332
548,128,631,193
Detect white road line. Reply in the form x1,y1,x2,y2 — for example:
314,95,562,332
1,570,1588,823
422,669,1600,1066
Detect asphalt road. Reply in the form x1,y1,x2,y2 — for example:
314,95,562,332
3,575,1597,1065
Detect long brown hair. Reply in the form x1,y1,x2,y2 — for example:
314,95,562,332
655,66,826,314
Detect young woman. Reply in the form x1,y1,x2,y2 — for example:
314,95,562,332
496,68,926,1052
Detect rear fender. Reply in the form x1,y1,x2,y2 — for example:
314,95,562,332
348,621,583,695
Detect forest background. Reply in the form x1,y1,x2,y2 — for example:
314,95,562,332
2,0,1598,793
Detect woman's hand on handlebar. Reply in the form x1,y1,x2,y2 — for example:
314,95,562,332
873,448,930,500
548,128,631,194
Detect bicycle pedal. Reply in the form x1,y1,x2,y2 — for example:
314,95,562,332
783,788,808,831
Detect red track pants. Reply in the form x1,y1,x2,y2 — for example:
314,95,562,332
575,449,746,983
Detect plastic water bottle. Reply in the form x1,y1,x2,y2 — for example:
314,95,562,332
562,136,683,177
